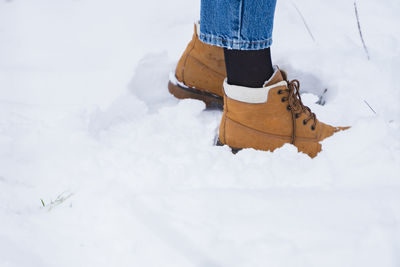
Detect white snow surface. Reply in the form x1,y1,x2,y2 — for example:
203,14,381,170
1,0,400,266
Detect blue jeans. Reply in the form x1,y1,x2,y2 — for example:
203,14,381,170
199,0,277,50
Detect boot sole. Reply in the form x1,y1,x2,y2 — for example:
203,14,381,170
168,79,223,109
216,139,242,154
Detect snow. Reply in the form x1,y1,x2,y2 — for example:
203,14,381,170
0,0,399,266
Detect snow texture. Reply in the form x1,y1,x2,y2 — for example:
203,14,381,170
0,0,400,266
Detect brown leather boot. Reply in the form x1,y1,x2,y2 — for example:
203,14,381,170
218,67,349,158
168,23,226,108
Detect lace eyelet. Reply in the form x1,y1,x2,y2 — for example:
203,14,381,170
281,97,286,102
295,113,300,119
311,125,316,131
287,105,291,111
277,90,282,95
303,120,307,125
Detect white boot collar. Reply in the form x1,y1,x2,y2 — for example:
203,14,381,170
224,67,287,104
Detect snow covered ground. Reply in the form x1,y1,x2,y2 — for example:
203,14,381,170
1,0,400,266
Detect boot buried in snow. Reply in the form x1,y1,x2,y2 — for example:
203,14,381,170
218,67,349,158
168,23,226,108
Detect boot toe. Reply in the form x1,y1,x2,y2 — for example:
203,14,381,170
319,123,350,142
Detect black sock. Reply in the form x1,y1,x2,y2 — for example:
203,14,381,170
224,48,274,88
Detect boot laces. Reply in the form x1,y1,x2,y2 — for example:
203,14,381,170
281,79,317,144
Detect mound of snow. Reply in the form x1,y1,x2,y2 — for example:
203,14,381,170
0,0,399,266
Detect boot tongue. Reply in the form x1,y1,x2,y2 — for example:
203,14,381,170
263,67,285,87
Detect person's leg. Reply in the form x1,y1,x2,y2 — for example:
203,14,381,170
169,0,348,157
200,0,276,87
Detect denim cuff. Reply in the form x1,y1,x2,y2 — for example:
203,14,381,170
199,32,273,50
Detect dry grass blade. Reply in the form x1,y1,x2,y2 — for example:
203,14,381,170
364,100,377,114
354,1,370,60
291,1,316,43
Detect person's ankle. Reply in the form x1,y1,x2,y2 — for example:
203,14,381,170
224,48,274,88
